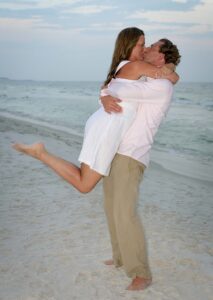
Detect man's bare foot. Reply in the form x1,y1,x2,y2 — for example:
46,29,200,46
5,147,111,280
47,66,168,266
126,276,152,291
12,142,45,160
103,259,114,266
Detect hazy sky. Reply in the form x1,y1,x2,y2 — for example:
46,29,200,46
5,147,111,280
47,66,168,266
0,0,212,82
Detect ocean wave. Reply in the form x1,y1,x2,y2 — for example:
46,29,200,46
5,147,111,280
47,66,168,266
175,96,191,103
0,111,83,140
0,94,8,98
204,104,213,111
151,149,213,183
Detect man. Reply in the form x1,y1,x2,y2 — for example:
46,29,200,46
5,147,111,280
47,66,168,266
101,38,180,291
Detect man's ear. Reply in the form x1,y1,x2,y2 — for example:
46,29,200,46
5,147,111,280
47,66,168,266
159,53,165,64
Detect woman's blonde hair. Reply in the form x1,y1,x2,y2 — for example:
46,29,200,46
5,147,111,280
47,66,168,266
103,27,144,86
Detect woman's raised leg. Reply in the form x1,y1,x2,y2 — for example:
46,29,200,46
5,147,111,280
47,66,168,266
12,142,102,193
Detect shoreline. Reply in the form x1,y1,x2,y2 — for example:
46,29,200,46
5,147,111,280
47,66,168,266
1,113,212,184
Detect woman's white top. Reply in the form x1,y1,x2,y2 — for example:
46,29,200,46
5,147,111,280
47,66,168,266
78,60,140,176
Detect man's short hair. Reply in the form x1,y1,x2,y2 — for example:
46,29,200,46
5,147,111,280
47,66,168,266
159,39,181,66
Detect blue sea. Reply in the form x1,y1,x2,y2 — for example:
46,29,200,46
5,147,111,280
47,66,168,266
0,78,213,181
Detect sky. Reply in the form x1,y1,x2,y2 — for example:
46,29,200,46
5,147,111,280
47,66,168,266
0,0,212,82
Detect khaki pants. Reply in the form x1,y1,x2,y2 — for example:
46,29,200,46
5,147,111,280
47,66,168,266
103,154,152,279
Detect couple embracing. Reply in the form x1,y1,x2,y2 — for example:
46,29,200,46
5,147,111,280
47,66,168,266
13,27,181,291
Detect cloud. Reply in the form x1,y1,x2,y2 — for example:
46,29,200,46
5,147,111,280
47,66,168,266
137,23,182,32
0,16,82,42
171,0,188,3
0,15,119,44
63,5,115,15
90,22,124,31
0,0,82,10
0,15,122,43
127,0,213,35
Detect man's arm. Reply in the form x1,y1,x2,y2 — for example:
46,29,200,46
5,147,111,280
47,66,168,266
100,80,172,113
100,73,179,113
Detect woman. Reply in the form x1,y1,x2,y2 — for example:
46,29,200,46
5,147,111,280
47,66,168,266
13,27,177,193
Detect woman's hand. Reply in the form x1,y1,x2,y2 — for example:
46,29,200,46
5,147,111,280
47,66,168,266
164,63,176,71
164,71,179,84
160,64,174,77
101,95,122,114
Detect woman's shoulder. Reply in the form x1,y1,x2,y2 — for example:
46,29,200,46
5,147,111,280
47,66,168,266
115,60,131,73
117,61,147,75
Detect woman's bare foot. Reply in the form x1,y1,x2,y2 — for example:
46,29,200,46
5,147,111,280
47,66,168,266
12,142,46,160
103,259,114,266
126,276,152,291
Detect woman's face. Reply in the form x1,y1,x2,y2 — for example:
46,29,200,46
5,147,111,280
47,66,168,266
129,35,145,62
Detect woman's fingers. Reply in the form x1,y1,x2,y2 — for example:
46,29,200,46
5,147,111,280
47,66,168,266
101,96,122,113
107,99,122,113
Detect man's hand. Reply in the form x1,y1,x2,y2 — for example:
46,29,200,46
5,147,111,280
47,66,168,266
165,71,179,84
101,95,122,114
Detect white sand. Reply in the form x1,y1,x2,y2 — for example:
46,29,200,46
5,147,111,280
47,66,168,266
0,116,213,300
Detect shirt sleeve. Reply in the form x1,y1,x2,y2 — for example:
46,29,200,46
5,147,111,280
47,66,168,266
98,88,109,105
109,79,173,105
134,79,173,104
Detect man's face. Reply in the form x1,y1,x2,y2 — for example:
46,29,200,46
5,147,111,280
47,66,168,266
144,41,165,66
129,35,145,62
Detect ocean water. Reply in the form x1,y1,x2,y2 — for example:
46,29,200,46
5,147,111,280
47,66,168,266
0,78,213,181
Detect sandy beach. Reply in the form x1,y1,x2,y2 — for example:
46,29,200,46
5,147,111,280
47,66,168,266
0,115,213,300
